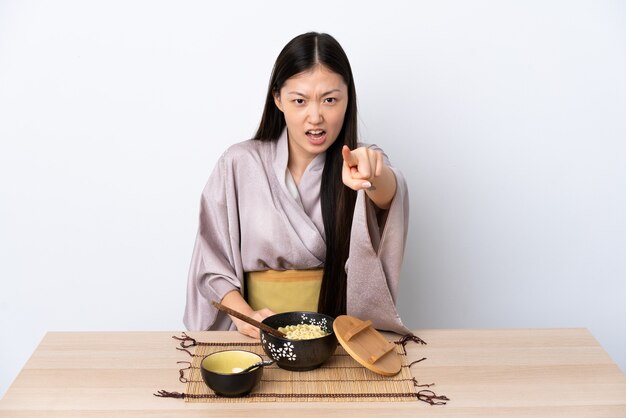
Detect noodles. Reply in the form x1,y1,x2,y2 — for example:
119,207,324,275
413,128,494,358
278,324,328,340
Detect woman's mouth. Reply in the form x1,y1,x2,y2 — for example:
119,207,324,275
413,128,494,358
306,130,327,145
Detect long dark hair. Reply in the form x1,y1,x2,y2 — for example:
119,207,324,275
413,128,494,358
253,32,358,318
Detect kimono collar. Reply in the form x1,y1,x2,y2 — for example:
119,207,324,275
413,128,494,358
271,128,327,259
273,128,326,189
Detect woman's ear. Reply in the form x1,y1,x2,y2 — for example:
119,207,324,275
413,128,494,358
273,91,284,113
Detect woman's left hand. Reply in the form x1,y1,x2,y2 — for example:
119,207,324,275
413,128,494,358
341,145,384,191
341,145,397,209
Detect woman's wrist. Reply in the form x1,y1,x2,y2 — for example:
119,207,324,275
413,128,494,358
365,165,397,209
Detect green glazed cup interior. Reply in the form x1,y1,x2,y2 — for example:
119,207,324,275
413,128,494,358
202,350,262,374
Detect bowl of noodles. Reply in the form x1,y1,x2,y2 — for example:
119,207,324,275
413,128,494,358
260,311,337,371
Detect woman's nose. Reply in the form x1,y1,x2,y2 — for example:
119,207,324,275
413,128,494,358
307,104,323,124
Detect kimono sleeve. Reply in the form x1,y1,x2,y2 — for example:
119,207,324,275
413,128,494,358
183,154,243,331
346,153,411,335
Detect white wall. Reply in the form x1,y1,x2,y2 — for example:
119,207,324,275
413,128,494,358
1,0,625,397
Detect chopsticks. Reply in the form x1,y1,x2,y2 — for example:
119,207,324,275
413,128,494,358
211,301,286,338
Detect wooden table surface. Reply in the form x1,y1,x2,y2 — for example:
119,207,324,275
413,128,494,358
1,329,625,417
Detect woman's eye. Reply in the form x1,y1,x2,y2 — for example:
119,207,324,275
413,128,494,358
324,98,336,104
294,99,305,104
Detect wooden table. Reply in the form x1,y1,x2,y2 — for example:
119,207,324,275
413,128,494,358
1,329,625,417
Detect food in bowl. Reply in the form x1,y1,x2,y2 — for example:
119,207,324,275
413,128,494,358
278,323,329,340
200,350,264,397
261,311,337,371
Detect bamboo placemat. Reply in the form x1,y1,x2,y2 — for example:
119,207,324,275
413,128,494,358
161,334,439,403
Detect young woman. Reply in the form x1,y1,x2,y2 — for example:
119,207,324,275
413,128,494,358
184,32,410,339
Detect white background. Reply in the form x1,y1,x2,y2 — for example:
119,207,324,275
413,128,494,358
1,0,625,398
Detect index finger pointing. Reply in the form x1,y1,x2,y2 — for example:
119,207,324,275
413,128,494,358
342,145,358,167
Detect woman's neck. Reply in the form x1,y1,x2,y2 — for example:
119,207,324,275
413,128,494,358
287,157,313,186
287,141,317,186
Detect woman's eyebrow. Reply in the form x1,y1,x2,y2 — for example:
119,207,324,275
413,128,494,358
286,89,342,97
321,89,342,96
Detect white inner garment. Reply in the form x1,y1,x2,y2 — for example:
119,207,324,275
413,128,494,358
285,169,303,207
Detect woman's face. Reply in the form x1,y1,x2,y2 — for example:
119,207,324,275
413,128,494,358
274,65,349,164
